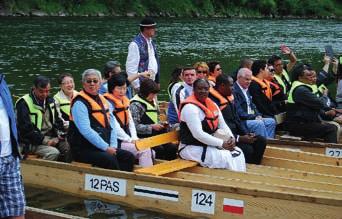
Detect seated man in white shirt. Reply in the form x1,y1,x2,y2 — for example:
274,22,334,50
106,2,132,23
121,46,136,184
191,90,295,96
178,79,246,172
170,67,197,118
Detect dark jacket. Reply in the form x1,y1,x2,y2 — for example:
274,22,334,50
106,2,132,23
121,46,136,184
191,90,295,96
16,90,63,145
248,81,277,117
286,85,333,123
233,82,262,123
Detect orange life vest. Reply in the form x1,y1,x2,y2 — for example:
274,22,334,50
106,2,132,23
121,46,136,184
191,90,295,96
208,75,216,83
103,93,130,129
70,90,110,128
209,87,228,110
252,76,272,100
180,94,219,132
269,80,282,97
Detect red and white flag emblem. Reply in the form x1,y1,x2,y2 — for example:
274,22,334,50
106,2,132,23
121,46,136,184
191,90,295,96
223,198,244,215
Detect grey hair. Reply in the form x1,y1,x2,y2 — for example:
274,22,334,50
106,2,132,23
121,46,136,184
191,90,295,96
81,69,102,82
237,67,252,78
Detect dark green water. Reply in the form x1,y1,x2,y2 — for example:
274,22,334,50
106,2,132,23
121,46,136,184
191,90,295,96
0,17,341,100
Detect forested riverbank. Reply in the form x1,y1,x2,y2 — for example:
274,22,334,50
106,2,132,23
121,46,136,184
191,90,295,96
1,0,341,18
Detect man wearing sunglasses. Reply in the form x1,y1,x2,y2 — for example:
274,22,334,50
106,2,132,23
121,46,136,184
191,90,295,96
126,17,160,92
16,75,71,162
68,69,135,171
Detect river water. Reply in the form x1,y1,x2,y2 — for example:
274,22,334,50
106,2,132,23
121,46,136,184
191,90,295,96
0,17,341,100
2,17,342,218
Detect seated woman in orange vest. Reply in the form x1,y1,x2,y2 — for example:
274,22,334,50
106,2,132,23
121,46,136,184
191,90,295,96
68,69,135,171
179,79,246,171
130,79,177,161
249,60,278,117
104,74,154,167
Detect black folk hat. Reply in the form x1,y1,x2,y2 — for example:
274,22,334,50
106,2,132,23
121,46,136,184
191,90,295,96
139,17,157,27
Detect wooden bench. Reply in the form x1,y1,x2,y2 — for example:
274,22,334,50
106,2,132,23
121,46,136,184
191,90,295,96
134,130,342,176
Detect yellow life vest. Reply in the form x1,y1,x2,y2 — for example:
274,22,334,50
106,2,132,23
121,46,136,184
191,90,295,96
54,91,71,119
16,94,55,130
287,81,312,104
274,69,291,94
130,95,158,124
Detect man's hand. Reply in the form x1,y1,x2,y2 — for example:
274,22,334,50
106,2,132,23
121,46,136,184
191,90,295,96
47,138,59,146
239,134,256,144
152,124,165,131
255,115,263,120
325,109,336,117
106,147,117,155
280,45,292,55
222,138,235,151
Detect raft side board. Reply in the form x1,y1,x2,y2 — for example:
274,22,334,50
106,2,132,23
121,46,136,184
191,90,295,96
247,164,342,184
26,206,87,219
22,160,342,219
261,156,342,175
23,160,342,206
179,166,342,192
265,146,341,166
135,131,179,151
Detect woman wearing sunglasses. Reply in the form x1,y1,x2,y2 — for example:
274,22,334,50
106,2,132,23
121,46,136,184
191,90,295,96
68,69,135,171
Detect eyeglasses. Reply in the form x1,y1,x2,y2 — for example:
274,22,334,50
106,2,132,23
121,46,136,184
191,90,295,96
86,79,99,84
197,70,208,74
62,80,74,85
215,68,222,71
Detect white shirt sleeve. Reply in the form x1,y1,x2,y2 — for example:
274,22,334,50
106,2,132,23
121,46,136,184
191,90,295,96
126,42,140,89
128,111,138,140
217,109,234,140
180,104,223,147
114,115,132,142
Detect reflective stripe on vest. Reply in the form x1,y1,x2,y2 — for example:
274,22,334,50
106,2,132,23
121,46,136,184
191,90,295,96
274,69,291,94
252,76,272,100
287,81,312,104
180,94,219,131
53,92,71,117
17,94,55,130
103,93,130,128
70,90,110,128
209,87,228,110
311,84,328,97
130,95,158,124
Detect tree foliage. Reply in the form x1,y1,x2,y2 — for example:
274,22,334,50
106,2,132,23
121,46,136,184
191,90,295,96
2,0,341,17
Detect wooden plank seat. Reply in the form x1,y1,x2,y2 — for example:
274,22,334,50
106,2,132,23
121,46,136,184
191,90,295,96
135,130,342,176
134,158,197,176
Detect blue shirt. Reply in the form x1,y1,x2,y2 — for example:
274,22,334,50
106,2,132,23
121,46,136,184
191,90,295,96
71,100,118,151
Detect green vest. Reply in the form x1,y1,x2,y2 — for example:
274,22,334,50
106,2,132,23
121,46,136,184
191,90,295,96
287,81,312,104
311,84,328,97
54,92,71,117
16,94,55,130
274,69,291,94
130,95,158,124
